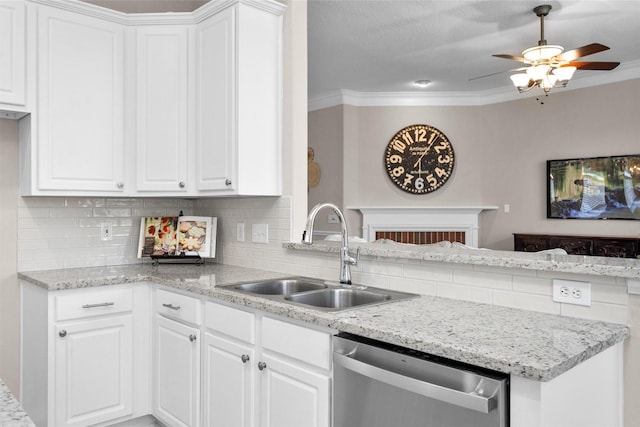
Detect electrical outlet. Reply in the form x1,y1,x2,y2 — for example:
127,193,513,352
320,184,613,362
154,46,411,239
100,223,113,241
252,224,269,244
328,214,339,224
552,279,591,306
237,223,245,242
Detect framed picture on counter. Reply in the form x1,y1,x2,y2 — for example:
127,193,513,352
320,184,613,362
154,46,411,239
137,215,217,258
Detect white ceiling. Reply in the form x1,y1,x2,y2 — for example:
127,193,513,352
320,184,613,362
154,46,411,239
80,0,640,105
307,0,640,104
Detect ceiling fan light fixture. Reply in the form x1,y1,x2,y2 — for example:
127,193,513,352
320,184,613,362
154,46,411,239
526,64,551,81
522,45,564,61
510,73,532,92
552,66,577,83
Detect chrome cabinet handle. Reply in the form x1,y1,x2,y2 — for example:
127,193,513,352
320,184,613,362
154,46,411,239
225,179,232,186
82,302,114,309
258,361,267,371
117,182,124,189
59,330,67,338
162,303,181,310
189,334,197,342
179,181,186,188
241,354,250,363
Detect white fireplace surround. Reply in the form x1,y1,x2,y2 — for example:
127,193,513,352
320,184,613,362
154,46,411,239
351,206,499,248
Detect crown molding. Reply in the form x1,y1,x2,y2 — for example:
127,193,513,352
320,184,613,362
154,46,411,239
28,0,286,25
308,60,640,112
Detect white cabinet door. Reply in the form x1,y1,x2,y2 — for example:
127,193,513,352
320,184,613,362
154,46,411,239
35,6,125,193
203,332,255,427
259,353,330,427
134,26,190,193
54,315,133,427
195,6,235,193
195,4,283,196
155,315,200,427
0,1,25,106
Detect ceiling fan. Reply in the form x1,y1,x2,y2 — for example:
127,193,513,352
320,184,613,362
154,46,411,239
491,4,620,94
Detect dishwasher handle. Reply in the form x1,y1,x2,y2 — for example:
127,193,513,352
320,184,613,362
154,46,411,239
333,351,498,414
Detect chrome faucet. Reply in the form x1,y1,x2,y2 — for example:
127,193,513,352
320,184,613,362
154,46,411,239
302,203,359,285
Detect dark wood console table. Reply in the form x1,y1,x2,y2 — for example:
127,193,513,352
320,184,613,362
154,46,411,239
514,233,640,258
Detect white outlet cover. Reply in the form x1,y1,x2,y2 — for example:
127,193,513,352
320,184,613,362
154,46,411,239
552,279,591,307
100,223,113,241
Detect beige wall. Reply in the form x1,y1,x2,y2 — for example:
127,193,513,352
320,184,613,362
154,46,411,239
310,79,640,249
0,119,20,395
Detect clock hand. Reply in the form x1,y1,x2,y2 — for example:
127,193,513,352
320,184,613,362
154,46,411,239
413,134,439,169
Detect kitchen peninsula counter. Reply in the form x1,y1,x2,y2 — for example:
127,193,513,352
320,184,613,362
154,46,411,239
285,240,640,279
19,263,629,382
1,379,35,427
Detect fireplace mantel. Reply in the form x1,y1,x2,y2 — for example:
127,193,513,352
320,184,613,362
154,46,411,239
350,206,498,248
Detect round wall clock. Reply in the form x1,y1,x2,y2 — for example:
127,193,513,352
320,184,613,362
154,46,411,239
384,124,455,194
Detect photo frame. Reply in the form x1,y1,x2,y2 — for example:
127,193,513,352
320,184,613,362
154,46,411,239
138,216,217,258
547,154,640,220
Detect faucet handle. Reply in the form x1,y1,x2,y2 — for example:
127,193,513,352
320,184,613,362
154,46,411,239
344,247,360,266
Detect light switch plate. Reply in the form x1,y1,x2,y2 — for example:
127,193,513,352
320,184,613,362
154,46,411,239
237,223,245,242
252,224,269,244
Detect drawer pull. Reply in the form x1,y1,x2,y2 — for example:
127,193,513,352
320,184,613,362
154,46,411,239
258,361,267,371
189,334,197,342
162,303,181,311
59,330,67,338
82,302,115,309
241,354,250,363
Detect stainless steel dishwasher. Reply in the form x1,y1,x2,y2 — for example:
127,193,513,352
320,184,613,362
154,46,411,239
333,333,509,427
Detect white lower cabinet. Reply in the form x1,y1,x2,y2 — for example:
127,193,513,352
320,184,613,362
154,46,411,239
54,315,133,427
203,333,256,427
21,282,150,427
153,288,202,427
204,301,332,427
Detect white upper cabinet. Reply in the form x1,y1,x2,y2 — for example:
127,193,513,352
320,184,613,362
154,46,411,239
195,3,283,196
31,5,126,194
18,0,285,197
0,1,26,108
134,25,191,194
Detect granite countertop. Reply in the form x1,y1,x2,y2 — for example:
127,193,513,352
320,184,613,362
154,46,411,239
1,380,35,427
285,240,640,279
18,263,630,382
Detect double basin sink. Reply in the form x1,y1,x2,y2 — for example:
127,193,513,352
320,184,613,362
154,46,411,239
221,277,418,312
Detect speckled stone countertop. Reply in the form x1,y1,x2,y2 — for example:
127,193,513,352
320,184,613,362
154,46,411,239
285,240,640,279
18,263,630,382
1,380,35,427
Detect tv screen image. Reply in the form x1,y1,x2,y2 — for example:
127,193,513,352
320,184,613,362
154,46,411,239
547,154,640,220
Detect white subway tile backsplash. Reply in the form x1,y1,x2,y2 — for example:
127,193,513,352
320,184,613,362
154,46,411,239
453,268,513,290
512,276,553,296
492,290,560,314
16,194,630,328
403,263,454,283
388,277,436,296
436,282,492,304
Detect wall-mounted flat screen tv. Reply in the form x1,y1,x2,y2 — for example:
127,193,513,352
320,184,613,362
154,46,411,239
547,154,640,220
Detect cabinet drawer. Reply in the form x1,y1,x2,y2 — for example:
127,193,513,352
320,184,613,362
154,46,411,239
156,288,201,325
205,301,255,344
262,317,331,370
54,287,133,322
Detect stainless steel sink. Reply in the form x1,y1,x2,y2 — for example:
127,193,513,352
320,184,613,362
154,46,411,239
286,288,391,309
221,277,418,312
231,278,327,295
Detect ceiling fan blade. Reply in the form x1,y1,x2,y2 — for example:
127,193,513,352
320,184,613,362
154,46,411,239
555,43,609,62
492,53,526,62
469,67,528,81
565,61,620,70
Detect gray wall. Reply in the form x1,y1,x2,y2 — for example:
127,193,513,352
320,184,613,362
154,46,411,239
308,79,640,249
